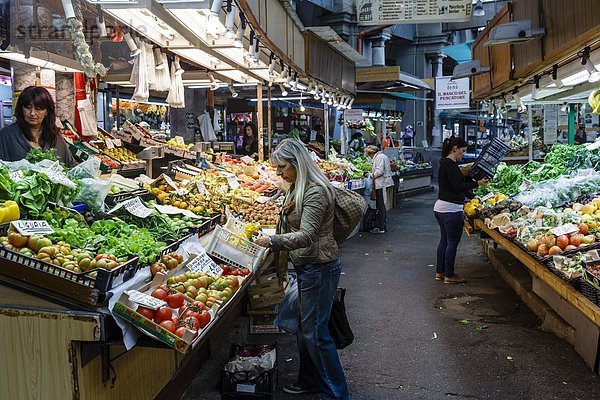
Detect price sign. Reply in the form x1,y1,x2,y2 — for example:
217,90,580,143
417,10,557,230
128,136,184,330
481,193,495,202
196,181,209,196
105,138,115,149
162,174,178,190
241,156,254,164
113,139,123,147
186,250,221,275
518,179,533,192
175,136,185,146
154,203,202,219
34,162,77,189
227,175,240,189
11,220,54,236
255,196,270,204
9,170,24,182
126,290,167,310
551,223,579,237
123,197,153,218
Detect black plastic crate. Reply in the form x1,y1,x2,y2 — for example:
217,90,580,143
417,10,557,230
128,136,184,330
470,138,512,180
105,189,151,207
221,343,277,400
0,244,139,306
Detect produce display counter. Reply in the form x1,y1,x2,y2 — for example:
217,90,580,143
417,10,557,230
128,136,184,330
394,168,434,199
474,219,600,371
0,253,271,400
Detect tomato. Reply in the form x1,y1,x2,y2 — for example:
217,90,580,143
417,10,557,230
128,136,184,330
197,309,211,328
174,327,188,338
548,246,562,255
136,306,155,320
581,235,595,245
579,223,589,235
537,244,549,256
183,316,201,330
556,235,569,250
193,301,206,311
171,315,179,325
570,234,584,247
159,320,176,333
167,292,185,308
151,288,168,300
154,306,173,323
150,262,167,276
565,244,578,251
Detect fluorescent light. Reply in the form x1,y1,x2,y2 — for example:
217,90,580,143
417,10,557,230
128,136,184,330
217,69,259,83
249,96,305,101
0,50,83,73
172,48,234,70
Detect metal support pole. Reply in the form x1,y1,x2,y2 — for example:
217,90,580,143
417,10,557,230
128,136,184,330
324,104,330,158
568,103,576,146
267,85,272,155
341,111,347,155
527,105,533,161
257,83,264,161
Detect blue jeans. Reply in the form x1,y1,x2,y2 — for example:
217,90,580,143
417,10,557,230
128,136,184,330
295,258,349,400
434,211,464,278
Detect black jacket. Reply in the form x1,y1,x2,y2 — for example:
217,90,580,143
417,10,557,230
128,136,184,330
0,123,75,167
437,157,478,205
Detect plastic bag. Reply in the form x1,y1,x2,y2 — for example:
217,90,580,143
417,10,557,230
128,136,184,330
74,178,112,213
274,279,298,334
363,175,373,197
68,157,101,180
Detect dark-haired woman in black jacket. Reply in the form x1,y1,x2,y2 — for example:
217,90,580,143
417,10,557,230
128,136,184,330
434,136,487,284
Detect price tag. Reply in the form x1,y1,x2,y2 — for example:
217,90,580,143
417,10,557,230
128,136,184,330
241,156,254,164
175,136,185,145
9,170,24,182
11,220,54,236
105,138,115,149
551,223,580,236
35,162,77,189
481,193,495,202
126,290,167,310
196,181,209,196
255,196,270,204
123,197,153,218
163,174,178,190
227,175,240,189
186,250,221,275
113,139,123,147
153,203,202,219
518,179,533,192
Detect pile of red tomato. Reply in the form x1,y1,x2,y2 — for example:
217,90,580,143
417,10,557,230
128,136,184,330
135,283,211,340
220,264,251,277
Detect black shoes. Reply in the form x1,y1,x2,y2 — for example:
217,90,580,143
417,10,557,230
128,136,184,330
283,383,318,394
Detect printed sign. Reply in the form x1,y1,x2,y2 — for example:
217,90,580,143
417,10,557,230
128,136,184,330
105,138,115,149
9,170,24,182
344,109,364,124
127,290,167,310
11,220,54,236
186,250,221,275
196,181,209,196
435,76,470,110
108,197,153,218
227,175,240,189
550,223,579,237
154,203,202,219
357,0,472,25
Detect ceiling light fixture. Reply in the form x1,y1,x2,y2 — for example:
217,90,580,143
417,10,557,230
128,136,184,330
582,47,600,83
512,90,526,113
208,72,219,90
472,0,485,17
279,84,288,97
228,83,238,98
268,53,277,77
551,64,565,88
233,11,245,48
531,75,540,100
280,63,289,81
299,91,305,112
223,0,236,39
206,0,225,38
560,102,568,112
123,31,142,57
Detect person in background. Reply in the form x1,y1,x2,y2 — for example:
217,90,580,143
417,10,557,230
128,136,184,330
0,86,75,167
240,123,258,156
313,124,325,144
365,145,394,233
435,136,488,284
348,131,365,153
254,139,349,400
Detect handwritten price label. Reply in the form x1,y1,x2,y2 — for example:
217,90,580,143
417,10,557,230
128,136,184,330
196,181,209,196
227,175,240,189
123,197,153,218
127,290,166,310
9,170,24,182
113,139,123,147
550,223,579,237
11,220,54,236
163,174,178,190
186,250,221,275
105,138,115,149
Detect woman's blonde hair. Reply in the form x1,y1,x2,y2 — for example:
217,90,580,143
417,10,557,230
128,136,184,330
270,139,333,213
364,145,379,156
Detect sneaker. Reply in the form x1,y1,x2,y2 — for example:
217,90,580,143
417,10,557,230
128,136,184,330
444,275,467,284
283,383,317,394
370,228,386,234
435,273,445,281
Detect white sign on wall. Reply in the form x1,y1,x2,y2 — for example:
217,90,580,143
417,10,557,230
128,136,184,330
543,105,558,144
435,77,470,110
357,0,472,26
344,109,364,124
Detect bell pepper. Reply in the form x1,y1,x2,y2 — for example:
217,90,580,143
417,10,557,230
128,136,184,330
0,201,20,223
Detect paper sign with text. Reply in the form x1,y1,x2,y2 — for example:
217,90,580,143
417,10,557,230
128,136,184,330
196,181,209,196
108,197,153,218
227,175,240,189
126,290,167,310
550,223,579,237
11,220,54,236
186,250,221,275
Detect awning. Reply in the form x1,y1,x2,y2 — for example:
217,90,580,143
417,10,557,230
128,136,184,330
356,66,432,91
442,41,474,64
357,90,432,102
305,27,370,67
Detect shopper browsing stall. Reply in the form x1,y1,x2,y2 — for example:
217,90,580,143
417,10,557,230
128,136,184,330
254,139,349,400
434,137,487,284
0,86,75,167
240,123,259,157
365,145,394,234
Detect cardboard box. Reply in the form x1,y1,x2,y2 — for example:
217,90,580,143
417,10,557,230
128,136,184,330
248,308,284,334
248,272,284,309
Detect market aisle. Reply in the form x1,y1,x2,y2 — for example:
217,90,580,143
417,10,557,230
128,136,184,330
182,190,600,400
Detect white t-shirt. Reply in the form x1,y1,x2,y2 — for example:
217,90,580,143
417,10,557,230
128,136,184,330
433,199,464,213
